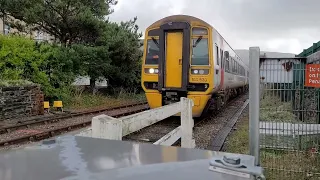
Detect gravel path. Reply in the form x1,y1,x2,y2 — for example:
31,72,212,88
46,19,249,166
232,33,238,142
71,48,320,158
0,104,148,150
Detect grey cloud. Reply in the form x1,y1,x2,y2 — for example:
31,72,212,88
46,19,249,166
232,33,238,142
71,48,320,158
109,0,320,54
109,1,175,33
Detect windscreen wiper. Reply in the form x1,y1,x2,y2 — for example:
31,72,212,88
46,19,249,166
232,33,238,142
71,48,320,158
152,37,160,48
193,36,203,47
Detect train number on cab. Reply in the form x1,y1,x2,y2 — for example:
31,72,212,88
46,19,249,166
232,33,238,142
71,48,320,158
191,77,208,82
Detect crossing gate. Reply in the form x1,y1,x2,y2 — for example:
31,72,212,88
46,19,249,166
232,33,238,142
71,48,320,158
250,47,320,180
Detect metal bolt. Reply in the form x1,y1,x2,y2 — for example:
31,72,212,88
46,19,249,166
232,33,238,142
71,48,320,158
223,156,241,165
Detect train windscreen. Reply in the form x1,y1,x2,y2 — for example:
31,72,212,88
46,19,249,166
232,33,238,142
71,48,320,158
191,38,209,65
145,39,159,65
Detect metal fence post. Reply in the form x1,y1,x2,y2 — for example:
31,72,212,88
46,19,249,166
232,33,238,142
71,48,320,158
180,97,195,148
249,47,260,166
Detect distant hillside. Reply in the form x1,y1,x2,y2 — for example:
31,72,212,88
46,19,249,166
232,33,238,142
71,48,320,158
235,49,296,67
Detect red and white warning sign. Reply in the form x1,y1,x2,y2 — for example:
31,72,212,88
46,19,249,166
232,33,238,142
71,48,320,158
305,64,320,88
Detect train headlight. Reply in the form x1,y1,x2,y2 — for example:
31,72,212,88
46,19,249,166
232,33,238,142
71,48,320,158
191,69,209,75
145,68,159,74
149,68,155,73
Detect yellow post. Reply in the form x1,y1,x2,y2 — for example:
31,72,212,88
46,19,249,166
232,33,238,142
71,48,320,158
53,101,63,112
43,101,50,113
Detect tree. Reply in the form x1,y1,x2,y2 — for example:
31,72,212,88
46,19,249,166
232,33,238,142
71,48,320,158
67,44,111,92
2,0,117,46
96,17,143,92
1,0,144,95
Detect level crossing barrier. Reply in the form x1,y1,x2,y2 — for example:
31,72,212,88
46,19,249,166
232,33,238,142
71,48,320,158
77,97,195,148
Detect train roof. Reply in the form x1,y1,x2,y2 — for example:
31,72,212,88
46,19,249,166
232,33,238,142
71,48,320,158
147,14,212,30
0,135,256,180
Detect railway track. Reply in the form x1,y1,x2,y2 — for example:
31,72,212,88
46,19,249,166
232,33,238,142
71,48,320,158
0,93,248,150
0,102,149,147
0,101,147,134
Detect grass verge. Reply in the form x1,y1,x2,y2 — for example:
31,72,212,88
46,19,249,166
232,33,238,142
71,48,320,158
223,109,320,180
58,86,146,111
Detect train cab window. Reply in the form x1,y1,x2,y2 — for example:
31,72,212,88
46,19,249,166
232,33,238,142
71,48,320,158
191,38,209,65
145,39,159,65
192,27,208,35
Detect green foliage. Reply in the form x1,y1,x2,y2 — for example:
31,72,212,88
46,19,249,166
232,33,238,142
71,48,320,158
67,44,111,84
2,0,117,45
62,86,146,111
97,17,143,91
0,34,79,98
0,79,34,87
1,0,144,102
0,35,37,79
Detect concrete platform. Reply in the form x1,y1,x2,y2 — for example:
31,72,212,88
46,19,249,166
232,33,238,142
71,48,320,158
0,135,256,180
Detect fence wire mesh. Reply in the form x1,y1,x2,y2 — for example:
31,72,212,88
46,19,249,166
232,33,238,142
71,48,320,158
259,57,320,180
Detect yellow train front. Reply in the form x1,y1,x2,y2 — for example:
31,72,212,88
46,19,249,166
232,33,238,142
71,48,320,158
141,15,220,117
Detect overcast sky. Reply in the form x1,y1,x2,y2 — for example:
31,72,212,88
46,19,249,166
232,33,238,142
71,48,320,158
109,0,320,55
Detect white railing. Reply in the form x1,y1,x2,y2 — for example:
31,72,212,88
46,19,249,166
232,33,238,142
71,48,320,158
260,122,320,136
77,97,196,148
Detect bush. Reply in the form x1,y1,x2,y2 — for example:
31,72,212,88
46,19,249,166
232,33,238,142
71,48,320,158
0,35,77,100
0,31,144,104
0,79,34,87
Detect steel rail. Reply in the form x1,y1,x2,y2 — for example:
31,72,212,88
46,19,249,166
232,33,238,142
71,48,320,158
0,101,147,134
0,106,149,146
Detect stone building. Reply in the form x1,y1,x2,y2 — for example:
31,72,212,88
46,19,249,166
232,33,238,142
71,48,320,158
0,16,52,42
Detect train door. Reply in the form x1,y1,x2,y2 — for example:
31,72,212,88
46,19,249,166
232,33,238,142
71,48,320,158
214,45,221,89
165,31,183,88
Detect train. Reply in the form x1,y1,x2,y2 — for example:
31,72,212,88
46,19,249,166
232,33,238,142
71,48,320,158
141,15,249,117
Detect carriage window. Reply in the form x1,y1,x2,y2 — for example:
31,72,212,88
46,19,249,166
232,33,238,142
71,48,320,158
145,39,159,65
225,51,229,71
236,61,238,73
231,58,235,72
191,38,209,65
215,46,219,65
237,62,240,74
226,58,230,71
220,49,223,67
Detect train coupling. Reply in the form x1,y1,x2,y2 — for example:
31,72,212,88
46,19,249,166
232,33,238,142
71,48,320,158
208,155,265,180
